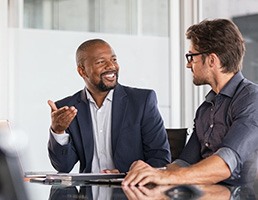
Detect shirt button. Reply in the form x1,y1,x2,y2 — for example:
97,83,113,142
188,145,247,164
205,142,210,147
210,124,214,128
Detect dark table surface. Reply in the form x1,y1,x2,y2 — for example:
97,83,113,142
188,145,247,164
24,179,258,200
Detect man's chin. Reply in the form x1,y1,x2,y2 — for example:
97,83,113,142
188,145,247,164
98,82,117,92
193,80,208,86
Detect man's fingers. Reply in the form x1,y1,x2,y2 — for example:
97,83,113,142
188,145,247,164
101,169,120,174
129,160,144,170
123,186,138,200
48,100,58,112
66,106,78,118
48,101,77,133
53,107,77,125
122,161,154,186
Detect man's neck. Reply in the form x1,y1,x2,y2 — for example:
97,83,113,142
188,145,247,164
211,72,235,94
86,89,109,108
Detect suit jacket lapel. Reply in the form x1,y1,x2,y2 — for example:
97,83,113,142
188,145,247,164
111,85,128,154
75,89,94,168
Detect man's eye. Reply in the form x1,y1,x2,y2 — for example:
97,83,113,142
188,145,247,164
96,60,105,65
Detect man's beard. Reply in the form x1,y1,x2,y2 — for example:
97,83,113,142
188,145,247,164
96,74,118,92
193,77,208,86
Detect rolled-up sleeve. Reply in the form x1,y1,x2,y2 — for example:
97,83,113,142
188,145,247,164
214,147,238,178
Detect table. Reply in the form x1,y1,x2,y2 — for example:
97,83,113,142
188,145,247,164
24,180,258,200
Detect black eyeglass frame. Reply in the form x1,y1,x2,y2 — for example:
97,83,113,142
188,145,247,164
185,52,209,63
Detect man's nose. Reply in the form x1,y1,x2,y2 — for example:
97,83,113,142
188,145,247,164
186,62,192,69
106,60,116,69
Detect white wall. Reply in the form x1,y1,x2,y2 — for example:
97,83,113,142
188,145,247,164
1,0,200,172
0,0,9,119
8,28,170,171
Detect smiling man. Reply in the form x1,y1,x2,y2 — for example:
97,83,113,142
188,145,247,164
47,39,171,173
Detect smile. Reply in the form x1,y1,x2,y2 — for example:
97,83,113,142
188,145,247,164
101,71,117,81
104,73,115,78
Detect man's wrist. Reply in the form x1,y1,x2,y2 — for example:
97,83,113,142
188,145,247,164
50,126,65,134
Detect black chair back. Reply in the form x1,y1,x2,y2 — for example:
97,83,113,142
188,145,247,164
166,128,189,161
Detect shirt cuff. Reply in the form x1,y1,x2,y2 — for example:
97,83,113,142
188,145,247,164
214,147,238,173
50,128,69,145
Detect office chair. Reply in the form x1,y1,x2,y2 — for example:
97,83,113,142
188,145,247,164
166,128,190,161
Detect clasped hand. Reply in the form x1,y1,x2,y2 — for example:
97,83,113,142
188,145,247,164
122,160,172,186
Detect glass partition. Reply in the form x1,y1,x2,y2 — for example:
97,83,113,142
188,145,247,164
24,0,168,36
201,0,258,83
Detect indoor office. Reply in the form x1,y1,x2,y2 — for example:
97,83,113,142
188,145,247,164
1,0,258,199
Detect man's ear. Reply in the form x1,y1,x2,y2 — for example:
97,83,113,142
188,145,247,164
208,53,220,68
77,65,87,78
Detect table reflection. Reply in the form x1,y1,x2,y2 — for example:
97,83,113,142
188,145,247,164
49,184,127,200
44,183,257,200
122,185,172,200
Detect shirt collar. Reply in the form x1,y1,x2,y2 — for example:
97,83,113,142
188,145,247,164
205,71,244,102
85,88,114,104
220,71,244,97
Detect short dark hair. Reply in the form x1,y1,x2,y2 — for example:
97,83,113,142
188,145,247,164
76,39,109,66
186,19,245,73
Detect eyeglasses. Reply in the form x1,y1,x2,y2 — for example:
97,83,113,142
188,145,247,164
185,52,208,63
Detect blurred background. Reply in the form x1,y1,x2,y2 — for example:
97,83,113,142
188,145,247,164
0,0,258,172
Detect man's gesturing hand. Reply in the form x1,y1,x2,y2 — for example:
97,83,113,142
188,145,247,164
48,100,78,134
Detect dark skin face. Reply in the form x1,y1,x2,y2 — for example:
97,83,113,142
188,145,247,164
47,42,119,133
77,43,119,107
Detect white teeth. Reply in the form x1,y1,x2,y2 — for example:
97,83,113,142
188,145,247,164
106,73,115,78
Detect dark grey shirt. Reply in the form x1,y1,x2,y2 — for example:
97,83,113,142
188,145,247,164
175,72,258,185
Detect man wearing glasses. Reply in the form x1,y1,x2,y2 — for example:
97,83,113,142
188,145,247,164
123,18,258,186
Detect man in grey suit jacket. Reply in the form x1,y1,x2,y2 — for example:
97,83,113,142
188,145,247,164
47,39,171,173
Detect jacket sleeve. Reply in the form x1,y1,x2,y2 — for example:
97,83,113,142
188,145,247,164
47,99,79,173
48,130,79,173
141,90,171,167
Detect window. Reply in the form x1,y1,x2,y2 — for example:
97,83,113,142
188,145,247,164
201,0,258,83
24,0,168,36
